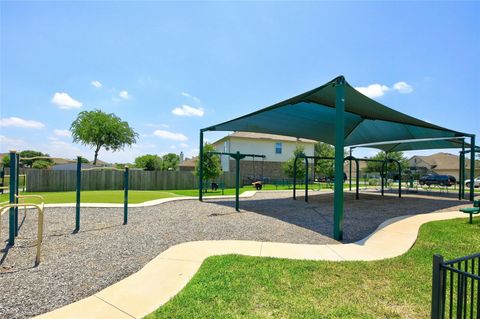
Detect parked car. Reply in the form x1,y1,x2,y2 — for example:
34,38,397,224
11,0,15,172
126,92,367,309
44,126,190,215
465,177,480,188
418,174,456,186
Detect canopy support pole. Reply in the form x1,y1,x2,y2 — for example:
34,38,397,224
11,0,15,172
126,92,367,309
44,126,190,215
333,77,345,241
305,157,309,202
459,139,464,200
199,130,204,202
469,135,475,202
349,148,352,191
293,155,297,200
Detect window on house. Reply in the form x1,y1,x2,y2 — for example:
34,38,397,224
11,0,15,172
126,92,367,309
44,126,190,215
275,142,282,154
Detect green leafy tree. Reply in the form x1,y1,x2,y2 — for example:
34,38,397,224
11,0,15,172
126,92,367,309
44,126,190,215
134,154,162,171
161,153,180,171
195,143,222,188
2,155,10,167
365,151,408,174
283,145,306,179
70,109,138,165
314,142,335,178
32,160,53,169
19,150,54,168
78,157,90,164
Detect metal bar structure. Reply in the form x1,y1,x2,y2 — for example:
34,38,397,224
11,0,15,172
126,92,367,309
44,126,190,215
349,148,352,191
459,139,465,200
199,130,204,202
431,253,480,319
333,77,345,240
124,166,129,225
469,135,476,202
201,151,266,212
304,156,309,202
75,156,81,232
8,150,17,245
293,155,335,201
344,155,360,200
381,158,402,198
15,153,20,236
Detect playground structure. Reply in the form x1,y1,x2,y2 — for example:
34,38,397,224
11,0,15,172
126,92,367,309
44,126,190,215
1,151,45,265
1,151,131,264
198,75,477,240
202,151,265,211
292,153,402,202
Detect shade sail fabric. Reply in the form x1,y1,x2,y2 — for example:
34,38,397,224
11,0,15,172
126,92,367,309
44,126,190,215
204,76,468,148
354,138,477,153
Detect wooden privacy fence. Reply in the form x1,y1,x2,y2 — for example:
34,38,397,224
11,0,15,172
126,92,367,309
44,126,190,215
25,170,238,192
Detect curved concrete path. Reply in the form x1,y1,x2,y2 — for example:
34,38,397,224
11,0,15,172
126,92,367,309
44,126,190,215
34,208,469,319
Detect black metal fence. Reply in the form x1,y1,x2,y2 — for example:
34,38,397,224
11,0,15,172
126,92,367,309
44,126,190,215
431,253,480,319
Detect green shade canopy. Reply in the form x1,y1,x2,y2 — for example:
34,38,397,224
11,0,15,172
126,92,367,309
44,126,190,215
352,138,477,153
204,76,469,148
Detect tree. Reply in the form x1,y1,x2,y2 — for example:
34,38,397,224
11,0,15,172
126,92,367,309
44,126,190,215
195,143,222,187
78,157,90,164
70,109,138,165
314,142,335,178
19,150,54,168
161,153,180,171
2,155,10,167
283,145,306,179
365,151,408,174
32,160,53,169
134,154,162,171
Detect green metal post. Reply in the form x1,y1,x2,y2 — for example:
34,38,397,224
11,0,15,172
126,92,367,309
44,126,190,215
14,153,20,236
333,77,345,241
75,156,81,232
124,166,129,225
8,150,17,246
235,152,240,212
293,155,297,200
459,141,463,200
349,148,352,191
397,160,402,198
461,140,465,199
199,130,204,201
381,160,386,196
469,135,475,201
305,157,309,202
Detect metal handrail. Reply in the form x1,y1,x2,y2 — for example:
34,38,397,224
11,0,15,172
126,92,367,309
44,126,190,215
0,202,45,265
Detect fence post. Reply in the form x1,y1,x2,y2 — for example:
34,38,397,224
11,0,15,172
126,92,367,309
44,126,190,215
8,150,17,246
15,153,20,236
75,156,81,232
124,166,129,225
431,254,444,319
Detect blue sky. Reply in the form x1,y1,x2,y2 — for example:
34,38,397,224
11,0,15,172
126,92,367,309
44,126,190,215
1,1,479,163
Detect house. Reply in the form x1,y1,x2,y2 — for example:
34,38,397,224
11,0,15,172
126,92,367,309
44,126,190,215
179,157,197,172
408,152,479,179
211,132,317,180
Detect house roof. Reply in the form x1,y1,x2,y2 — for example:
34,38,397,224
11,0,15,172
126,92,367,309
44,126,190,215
179,157,197,168
410,152,479,170
213,132,318,145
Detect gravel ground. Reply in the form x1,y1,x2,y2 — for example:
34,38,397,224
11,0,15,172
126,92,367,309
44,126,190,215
0,191,474,319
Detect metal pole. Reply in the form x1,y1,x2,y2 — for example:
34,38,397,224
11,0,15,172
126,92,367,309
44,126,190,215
469,135,475,201
235,152,240,212
199,130,204,201
14,153,20,236
333,76,345,241
431,254,444,319
349,148,352,191
123,166,129,225
459,143,463,200
355,159,359,199
397,160,402,198
462,140,465,199
8,150,17,246
75,156,81,232
293,155,297,200
305,157,309,202
381,160,386,196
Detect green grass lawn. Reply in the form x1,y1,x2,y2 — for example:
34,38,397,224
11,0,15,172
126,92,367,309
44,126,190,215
146,217,480,319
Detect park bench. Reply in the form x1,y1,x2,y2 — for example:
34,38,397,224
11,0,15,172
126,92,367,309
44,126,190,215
459,200,480,224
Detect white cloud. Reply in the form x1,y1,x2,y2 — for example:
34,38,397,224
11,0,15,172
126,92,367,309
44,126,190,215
153,130,188,142
355,81,414,98
181,92,201,103
179,143,188,148
91,80,102,88
0,135,27,150
355,84,390,98
52,92,83,109
392,81,413,94
172,104,204,117
170,145,177,150
119,91,129,99
53,129,71,137
0,117,45,129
